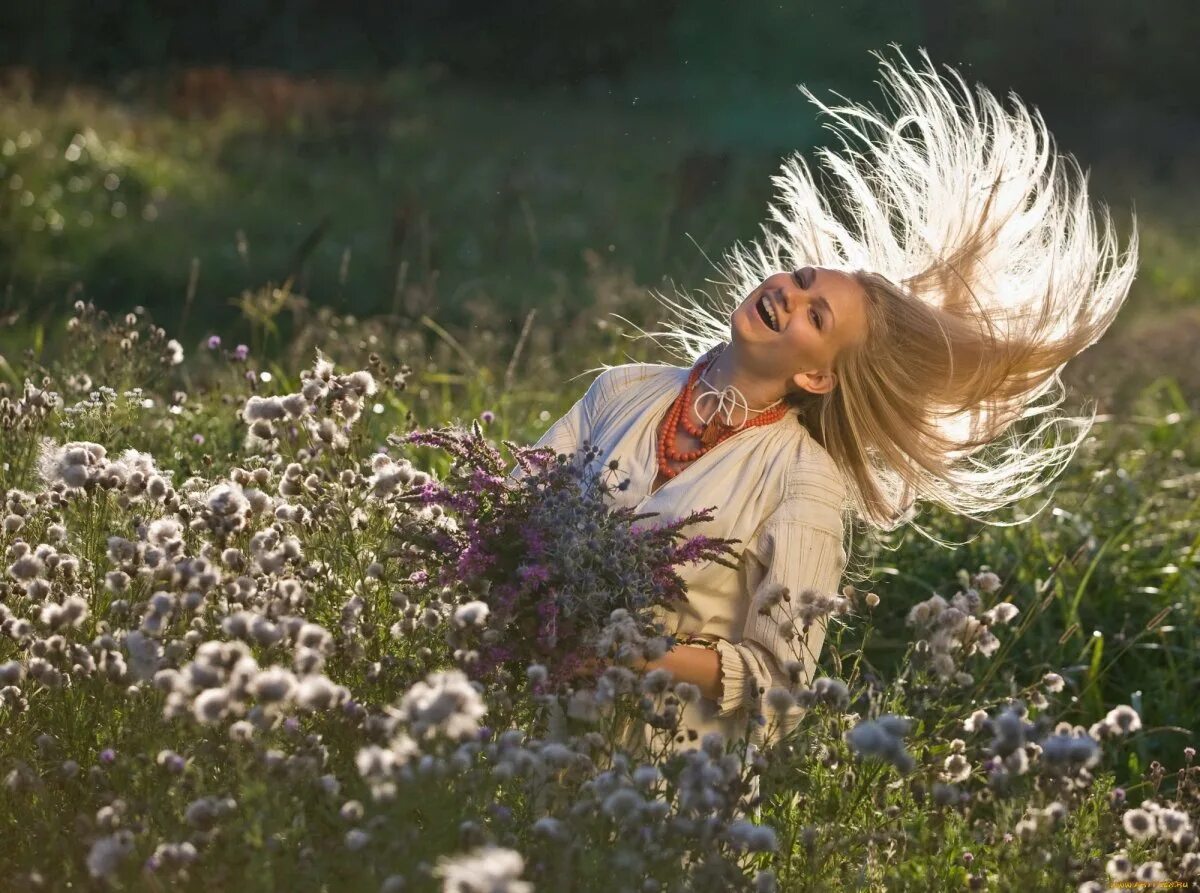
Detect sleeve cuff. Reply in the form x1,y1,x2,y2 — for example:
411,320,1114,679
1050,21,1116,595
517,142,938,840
713,638,758,719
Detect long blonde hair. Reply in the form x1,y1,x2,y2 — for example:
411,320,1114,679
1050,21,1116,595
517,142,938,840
621,44,1138,536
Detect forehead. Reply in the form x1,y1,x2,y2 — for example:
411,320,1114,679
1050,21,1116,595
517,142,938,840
815,267,869,347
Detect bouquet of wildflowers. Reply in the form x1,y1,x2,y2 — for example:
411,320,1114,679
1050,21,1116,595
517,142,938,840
388,422,738,692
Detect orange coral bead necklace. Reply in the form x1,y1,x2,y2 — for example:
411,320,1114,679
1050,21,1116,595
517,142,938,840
655,348,790,483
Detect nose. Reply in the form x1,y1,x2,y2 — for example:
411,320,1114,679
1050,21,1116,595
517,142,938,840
768,271,802,311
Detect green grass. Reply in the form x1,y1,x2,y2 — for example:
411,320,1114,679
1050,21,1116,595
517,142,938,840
1,70,802,340
0,72,1197,891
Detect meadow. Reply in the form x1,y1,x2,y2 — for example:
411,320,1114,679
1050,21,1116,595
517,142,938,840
0,69,1198,891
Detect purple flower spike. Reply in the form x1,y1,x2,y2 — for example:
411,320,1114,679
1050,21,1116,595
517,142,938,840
234,344,249,361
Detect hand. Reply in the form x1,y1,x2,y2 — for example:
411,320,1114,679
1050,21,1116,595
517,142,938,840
565,653,607,683
628,653,655,673
634,643,722,701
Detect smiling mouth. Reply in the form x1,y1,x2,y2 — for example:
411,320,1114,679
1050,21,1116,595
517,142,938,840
755,294,780,332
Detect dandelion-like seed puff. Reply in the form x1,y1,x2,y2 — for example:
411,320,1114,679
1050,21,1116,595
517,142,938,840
617,44,1138,533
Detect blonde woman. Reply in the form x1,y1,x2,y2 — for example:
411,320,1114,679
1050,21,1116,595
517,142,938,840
513,45,1137,758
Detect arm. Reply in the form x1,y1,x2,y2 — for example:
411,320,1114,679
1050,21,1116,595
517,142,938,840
635,644,723,701
506,395,587,483
506,367,615,484
712,453,849,743
627,517,844,717
713,520,846,736
628,440,848,724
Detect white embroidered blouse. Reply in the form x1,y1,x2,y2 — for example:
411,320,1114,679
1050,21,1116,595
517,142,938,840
509,356,851,749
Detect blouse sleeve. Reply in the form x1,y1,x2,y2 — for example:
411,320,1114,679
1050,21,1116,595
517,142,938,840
711,442,849,743
506,366,628,483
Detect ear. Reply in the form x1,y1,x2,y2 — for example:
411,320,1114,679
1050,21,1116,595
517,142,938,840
792,368,838,395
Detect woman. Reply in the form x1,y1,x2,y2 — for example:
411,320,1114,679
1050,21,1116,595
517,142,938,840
514,46,1138,758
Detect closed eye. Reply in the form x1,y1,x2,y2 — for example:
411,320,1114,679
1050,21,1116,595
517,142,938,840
793,270,824,331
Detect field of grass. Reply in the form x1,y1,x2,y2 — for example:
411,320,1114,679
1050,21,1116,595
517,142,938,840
0,70,1197,891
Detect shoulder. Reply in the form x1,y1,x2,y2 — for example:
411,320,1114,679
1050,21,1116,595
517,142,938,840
593,362,681,389
584,362,681,407
585,343,716,398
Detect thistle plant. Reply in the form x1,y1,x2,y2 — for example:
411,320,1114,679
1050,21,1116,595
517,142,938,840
0,295,1195,892
387,424,740,692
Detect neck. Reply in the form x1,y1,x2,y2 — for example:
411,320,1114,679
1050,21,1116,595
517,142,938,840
699,342,788,412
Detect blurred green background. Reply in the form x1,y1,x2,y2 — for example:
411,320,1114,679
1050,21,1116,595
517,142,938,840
1,0,1198,410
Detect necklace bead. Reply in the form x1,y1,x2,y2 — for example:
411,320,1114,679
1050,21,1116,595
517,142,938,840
655,348,790,484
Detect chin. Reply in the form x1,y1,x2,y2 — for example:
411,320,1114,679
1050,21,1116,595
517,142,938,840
730,306,754,343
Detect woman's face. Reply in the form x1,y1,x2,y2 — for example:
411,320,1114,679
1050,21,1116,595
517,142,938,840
729,266,869,395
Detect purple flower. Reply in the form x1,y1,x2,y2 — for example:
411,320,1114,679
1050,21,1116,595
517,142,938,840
517,563,550,586
192,433,205,445
245,370,257,383
456,546,491,579
418,480,445,505
674,533,724,564
480,410,495,425
477,726,492,742
234,344,249,361
523,527,546,556
207,335,221,350
99,748,116,765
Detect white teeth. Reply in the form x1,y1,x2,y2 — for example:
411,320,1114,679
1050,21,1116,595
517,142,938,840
759,295,779,331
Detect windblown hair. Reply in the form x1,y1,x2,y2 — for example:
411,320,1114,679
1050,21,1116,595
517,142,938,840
621,44,1138,534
